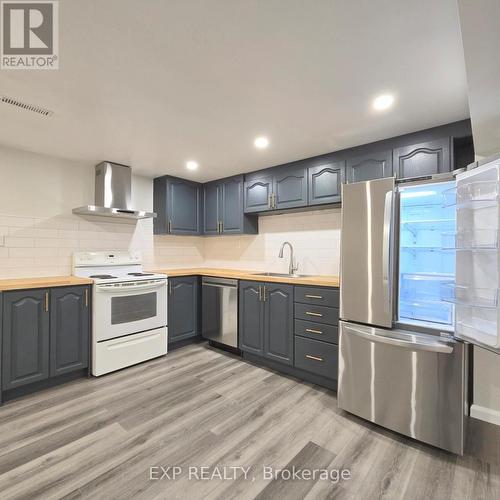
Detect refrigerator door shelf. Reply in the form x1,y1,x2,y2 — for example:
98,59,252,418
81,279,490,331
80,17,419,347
442,229,499,250
441,284,499,309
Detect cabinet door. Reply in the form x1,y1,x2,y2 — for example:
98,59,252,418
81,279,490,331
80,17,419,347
263,283,293,365
239,281,265,355
50,286,90,377
393,138,451,179
167,179,201,235
244,175,273,213
308,161,345,205
221,176,244,234
346,150,393,183
203,181,220,235
168,277,199,343
274,166,308,209
2,289,49,390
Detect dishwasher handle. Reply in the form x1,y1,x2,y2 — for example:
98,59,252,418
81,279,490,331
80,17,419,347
202,277,238,288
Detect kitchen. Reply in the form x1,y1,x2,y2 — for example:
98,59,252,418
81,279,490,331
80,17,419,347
0,1,499,499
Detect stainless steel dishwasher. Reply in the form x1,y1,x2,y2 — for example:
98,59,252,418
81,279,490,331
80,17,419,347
202,277,238,348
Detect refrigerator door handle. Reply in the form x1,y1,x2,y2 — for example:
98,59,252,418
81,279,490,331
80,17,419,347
342,323,454,353
382,190,393,315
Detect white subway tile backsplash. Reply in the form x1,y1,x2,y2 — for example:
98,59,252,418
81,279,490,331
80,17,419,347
0,203,340,278
5,236,35,248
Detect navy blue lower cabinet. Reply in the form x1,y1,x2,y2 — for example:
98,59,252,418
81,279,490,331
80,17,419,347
50,286,90,376
168,276,199,343
263,283,294,365
239,281,265,355
2,289,50,390
239,281,293,364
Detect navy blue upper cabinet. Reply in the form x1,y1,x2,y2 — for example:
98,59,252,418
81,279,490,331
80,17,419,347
244,174,274,213
203,175,258,235
393,138,451,179
244,166,307,213
346,150,393,183
308,161,345,205
154,176,202,235
203,181,220,235
273,165,308,210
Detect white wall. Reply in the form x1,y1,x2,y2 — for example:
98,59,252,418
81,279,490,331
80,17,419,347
0,145,204,277
204,209,341,275
0,144,341,278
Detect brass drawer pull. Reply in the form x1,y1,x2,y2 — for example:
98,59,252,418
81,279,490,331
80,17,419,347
305,354,323,362
45,291,49,312
168,220,172,233
85,288,89,307
305,328,322,334
305,294,323,299
306,311,322,317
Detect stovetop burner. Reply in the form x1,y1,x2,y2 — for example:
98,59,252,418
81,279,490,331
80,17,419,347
127,272,154,276
89,274,117,279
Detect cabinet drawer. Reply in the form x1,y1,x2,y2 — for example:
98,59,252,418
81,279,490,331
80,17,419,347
294,303,339,325
295,286,339,308
294,319,338,344
294,336,338,380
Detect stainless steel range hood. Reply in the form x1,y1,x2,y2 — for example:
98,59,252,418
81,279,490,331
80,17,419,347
73,162,156,220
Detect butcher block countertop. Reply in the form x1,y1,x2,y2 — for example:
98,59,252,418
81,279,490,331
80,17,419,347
151,268,340,287
0,276,94,291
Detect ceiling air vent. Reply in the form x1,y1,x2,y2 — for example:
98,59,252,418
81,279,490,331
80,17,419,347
0,96,53,116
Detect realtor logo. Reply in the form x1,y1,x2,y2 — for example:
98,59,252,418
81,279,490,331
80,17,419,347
1,1,58,69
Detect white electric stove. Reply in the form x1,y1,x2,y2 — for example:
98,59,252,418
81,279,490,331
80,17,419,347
73,251,168,376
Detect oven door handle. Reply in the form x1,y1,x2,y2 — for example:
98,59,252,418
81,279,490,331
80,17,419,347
96,280,167,293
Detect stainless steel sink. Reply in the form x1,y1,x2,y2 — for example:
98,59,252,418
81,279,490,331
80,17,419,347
252,272,309,278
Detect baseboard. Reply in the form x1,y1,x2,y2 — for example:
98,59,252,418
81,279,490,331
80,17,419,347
470,404,500,426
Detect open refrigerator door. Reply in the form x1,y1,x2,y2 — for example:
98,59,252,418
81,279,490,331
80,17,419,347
442,158,500,352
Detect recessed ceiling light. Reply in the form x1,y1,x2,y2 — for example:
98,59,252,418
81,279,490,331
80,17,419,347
254,136,269,149
186,160,198,171
373,94,395,111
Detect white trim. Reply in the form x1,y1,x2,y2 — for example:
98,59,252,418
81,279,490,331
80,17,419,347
470,404,500,426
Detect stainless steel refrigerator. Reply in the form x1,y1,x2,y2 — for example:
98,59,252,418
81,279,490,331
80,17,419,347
338,174,468,454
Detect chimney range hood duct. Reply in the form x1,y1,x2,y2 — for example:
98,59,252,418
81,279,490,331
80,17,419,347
73,162,156,220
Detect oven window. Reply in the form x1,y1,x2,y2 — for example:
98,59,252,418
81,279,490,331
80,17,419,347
111,292,157,324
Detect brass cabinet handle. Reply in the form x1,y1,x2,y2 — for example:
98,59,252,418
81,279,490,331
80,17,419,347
306,311,322,317
263,285,267,302
268,194,272,209
168,220,172,234
272,193,277,209
305,328,322,335
305,294,323,299
45,291,49,312
306,354,323,362
85,288,89,307
258,285,262,301
169,281,172,295
220,220,223,233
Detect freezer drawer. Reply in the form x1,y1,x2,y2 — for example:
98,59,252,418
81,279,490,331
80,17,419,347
338,321,466,454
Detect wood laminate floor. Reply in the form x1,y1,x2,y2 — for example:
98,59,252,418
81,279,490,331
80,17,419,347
0,343,499,500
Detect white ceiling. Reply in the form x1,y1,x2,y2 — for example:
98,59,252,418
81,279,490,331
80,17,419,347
0,0,469,181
